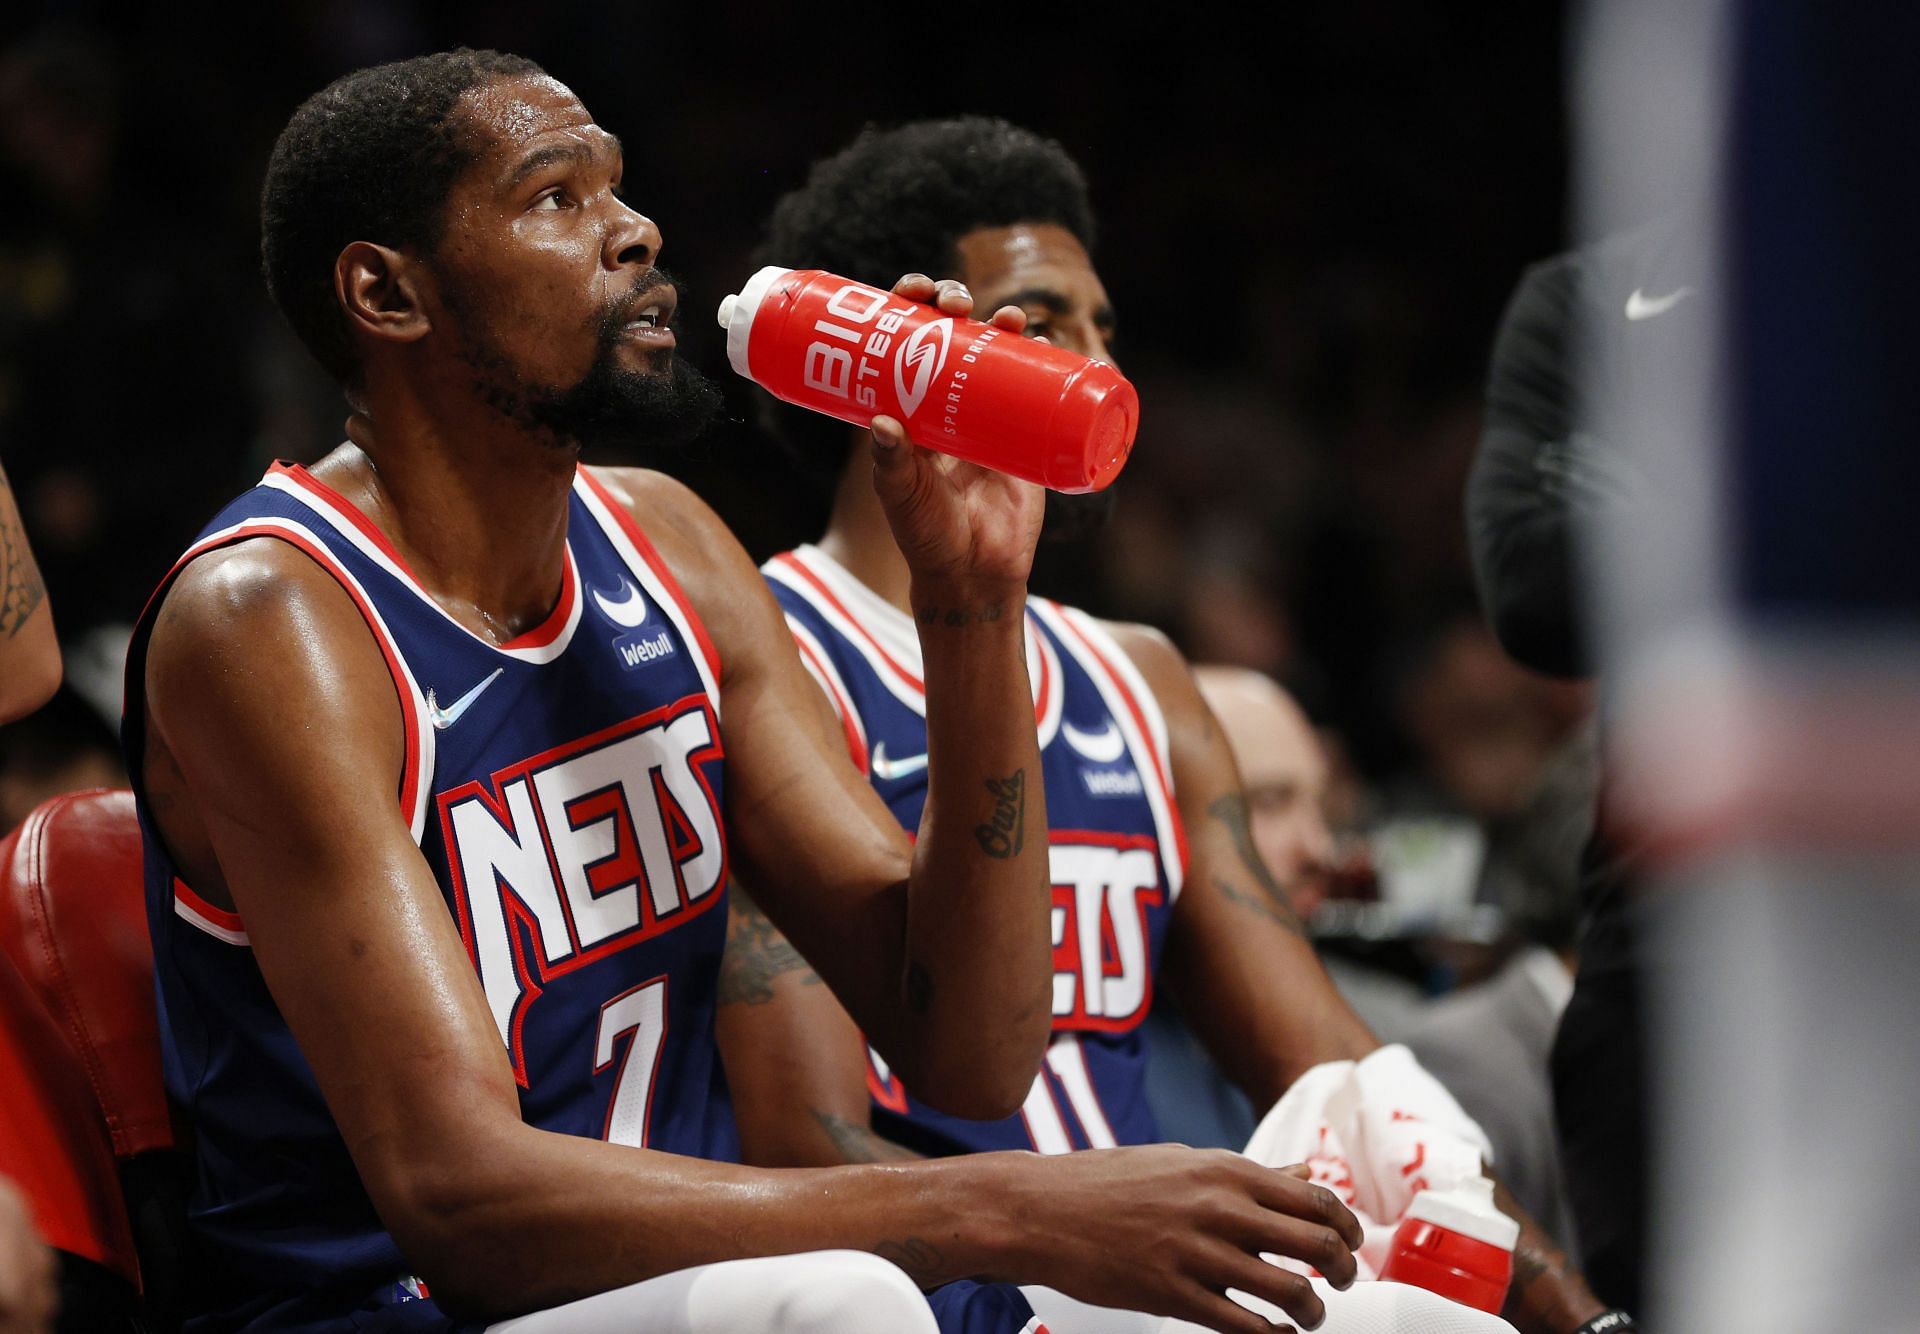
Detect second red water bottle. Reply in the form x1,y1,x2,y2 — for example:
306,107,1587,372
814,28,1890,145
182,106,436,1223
1377,1177,1520,1314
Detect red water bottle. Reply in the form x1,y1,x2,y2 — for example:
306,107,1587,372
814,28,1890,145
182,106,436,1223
718,267,1138,493
1377,1177,1519,1314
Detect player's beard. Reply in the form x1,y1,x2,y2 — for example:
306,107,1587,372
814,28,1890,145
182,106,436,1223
454,269,724,453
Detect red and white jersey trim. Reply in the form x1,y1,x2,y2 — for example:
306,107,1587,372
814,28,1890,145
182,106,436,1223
154,514,437,943
1029,600,1188,899
1047,1034,1119,1147
784,614,868,772
762,544,1062,747
574,469,724,717
261,463,585,665
172,878,248,947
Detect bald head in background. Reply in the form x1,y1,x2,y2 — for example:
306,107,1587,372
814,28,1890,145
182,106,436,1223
1193,665,1335,918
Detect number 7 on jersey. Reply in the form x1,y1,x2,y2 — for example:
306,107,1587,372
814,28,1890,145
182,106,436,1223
595,977,668,1147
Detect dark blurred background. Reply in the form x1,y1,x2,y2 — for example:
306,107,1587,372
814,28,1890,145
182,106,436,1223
0,4,1590,959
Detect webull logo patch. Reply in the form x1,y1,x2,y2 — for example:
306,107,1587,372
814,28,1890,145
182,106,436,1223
616,629,677,669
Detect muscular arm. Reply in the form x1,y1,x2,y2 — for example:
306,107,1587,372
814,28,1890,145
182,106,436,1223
715,889,919,1167
142,541,1058,1320
594,466,1050,1119
695,601,1375,1330
0,461,59,723
141,539,1361,1334
1122,623,1377,1106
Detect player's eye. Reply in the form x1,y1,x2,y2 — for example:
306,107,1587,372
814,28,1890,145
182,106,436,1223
1022,316,1052,340
532,187,567,211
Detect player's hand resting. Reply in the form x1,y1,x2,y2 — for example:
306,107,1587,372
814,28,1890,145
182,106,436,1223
867,274,1045,592
1006,1144,1362,1334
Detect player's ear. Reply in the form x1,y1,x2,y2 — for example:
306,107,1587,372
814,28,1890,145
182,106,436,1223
335,241,431,351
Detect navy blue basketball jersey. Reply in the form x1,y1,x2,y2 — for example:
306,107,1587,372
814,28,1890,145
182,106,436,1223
763,544,1188,1157
126,463,734,1331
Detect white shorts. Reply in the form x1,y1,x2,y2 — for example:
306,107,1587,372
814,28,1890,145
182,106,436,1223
485,1249,937,1334
1022,1276,1519,1334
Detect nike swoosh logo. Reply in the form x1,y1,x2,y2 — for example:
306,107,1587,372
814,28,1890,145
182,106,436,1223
1061,719,1126,764
591,579,650,629
871,741,929,781
426,667,505,731
1625,286,1695,321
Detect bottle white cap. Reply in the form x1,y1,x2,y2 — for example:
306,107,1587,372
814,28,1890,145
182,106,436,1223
1403,1177,1520,1251
717,265,794,381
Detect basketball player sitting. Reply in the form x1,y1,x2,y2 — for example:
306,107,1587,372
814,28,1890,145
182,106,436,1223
719,117,1610,1334
127,51,1369,1334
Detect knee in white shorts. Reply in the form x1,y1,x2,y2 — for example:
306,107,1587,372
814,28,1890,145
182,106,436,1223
686,1249,937,1334
1310,1279,1519,1333
1148,1277,1518,1334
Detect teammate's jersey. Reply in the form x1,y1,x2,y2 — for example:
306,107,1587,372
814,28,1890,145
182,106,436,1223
126,463,735,1332
763,544,1188,1156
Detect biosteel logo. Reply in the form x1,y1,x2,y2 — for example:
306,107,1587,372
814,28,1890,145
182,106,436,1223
894,318,952,417
800,283,913,412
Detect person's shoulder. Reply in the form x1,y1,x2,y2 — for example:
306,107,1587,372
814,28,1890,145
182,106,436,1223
1516,248,1583,296
578,465,776,667
143,535,400,744
1501,250,1582,339
1085,615,1188,701
1061,612,1211,738
155,535,356,638
581,464,724,549
580,463,759,586
1063,612,1172,669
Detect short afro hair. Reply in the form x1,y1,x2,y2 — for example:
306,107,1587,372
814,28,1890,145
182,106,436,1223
260,48,545,384
753,116,1096,474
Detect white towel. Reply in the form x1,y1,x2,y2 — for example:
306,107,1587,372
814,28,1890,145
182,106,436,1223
1021,1046,1517,1333
1243,1043,1494,1279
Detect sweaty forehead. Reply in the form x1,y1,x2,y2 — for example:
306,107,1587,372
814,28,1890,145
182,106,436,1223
955,223,1103,302
456,73,607,166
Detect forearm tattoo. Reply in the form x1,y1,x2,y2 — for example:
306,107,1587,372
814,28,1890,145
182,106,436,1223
716,889,822,1007
973,769,1027,859
809,1108,920,1164
915,600,1007,628
0,467,47,638
1206,793,1306,935
871,1235,951,1288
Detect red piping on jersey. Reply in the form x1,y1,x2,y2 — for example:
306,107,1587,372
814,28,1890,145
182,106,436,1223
576,468,724,687
270,462,579,653
771,551,924,692
1046,606,1191,881
789,626,868,771
147,520,427,930
1049,1035,1119,1147
172,878,244,933
492,547,577,652
772,550,1055,727
1031,616,1054,727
